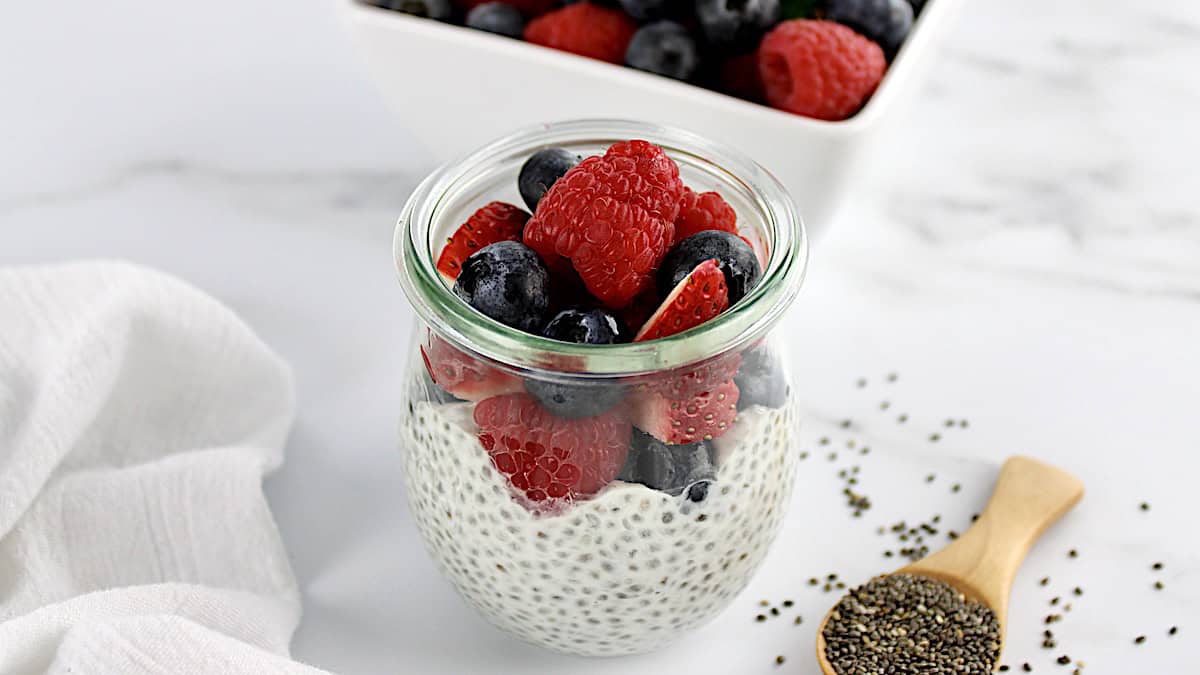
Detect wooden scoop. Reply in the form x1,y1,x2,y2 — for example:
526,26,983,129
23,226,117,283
816,456,1084,674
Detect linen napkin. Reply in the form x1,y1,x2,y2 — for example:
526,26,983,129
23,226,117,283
0,261,324,674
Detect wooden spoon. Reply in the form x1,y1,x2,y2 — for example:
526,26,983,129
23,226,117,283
815,456,1084,674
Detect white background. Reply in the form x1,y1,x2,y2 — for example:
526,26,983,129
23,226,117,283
2,0,1198,672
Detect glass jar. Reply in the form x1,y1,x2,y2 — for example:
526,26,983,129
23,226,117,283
394,120,807,656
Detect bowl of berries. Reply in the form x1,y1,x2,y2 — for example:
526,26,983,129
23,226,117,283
396,120,806,654
344,0,955,236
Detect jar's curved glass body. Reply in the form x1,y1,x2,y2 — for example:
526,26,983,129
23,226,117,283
396,121,807,656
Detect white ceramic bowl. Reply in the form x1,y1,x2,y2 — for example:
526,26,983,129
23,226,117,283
341,1,959,238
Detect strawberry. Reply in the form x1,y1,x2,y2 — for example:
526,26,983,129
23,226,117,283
631,379,740,444
436,201,530,280
640,351,743,400
634,259,729,341
420,333,523,401
474,393,631,503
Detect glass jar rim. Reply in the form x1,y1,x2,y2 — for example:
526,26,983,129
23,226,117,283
394,119,808,378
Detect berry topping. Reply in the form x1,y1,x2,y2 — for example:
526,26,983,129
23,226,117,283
524,140,683,308
820,0,913,57
625,21,700,81
758,19,886,120
631,379,740,444
524,3,638,65
374,0,454,20
518,147,582,213
617,429,717,499
658,230,761,305
475,393,631,502
453,241,551,333
635,258,729,341
734,344,788,409
525,308,628,418
420,333,524,401
673,187,738,244
695,0,782,51
436,201,531,280
465,2,526,37
642,351,743,399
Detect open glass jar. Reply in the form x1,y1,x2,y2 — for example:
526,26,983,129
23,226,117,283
395,120,807,656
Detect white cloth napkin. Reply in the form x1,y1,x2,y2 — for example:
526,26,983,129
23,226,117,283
0,261,325,674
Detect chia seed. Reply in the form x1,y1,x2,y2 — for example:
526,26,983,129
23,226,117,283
822,574,1000,675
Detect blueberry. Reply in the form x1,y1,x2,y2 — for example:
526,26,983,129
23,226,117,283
618,429,717,498
695,0,781,51
658,231,762,304
625,22,700,81
618,0,676,21
734,344,788,409
453,241,550,334
375,0,453,21
526,308,627,418
518,148,581,212
822,0,913,57
543,308,628,344
465,3,524,38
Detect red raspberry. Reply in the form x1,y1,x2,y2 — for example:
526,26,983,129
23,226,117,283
674,187,739,244
524,3,638,65
524,141,683,308
758,20,886,121
475,393,631,504
436,201,530,280
454,0,557,17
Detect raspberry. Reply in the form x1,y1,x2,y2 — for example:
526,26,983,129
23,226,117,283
524,3,638,65
674,187,739,244
757,19,886,121
436,201,530,280
454,0,557,17
475,393,631,504
524,140,684,308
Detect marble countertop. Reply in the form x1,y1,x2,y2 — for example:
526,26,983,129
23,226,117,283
2,0,1197,672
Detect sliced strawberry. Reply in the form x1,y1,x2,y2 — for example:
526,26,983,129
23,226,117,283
436,201,530,280
475,393,631,504
638,351,743,400
634,258,729,341
631,379,740,444
674,187,738,245
420,333,523,401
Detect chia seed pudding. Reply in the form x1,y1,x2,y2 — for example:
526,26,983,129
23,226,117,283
394,121,807,655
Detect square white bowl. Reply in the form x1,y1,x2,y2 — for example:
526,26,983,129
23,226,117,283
340,1,959,239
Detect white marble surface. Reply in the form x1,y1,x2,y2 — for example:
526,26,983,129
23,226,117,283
2,0,1198,672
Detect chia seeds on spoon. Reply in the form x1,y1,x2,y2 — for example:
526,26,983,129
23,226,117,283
822,574,1001,675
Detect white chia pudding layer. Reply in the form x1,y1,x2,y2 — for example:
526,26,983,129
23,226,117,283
400,398,800,656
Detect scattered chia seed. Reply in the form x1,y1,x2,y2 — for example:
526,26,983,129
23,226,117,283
898,414,908,423
880,401,891,410
1057,655,1071,665
1154,581,1164,590
1134,635,1146,644
809,578,819,586
887,372,898,382
1073,587,1082,596
819,437,830,445
926,473,936,483
1139,502,1150,511
828,452,838,461
755,614,766,622
856,378,867,388
775,655,785,665
770,607,779,616
1068,549,1078,558
1050,597,1059,606
782,599,793,607
960,419,969,428
794,615,803,625
840,419,851,428
930,433,941,442
1152,562,1163,571
951,483,962,493
945,419,955,427
1169,626,1177,636
1040,577,1050,586
1023,664,1033,672
821,574,1000,675
800,451,810,460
